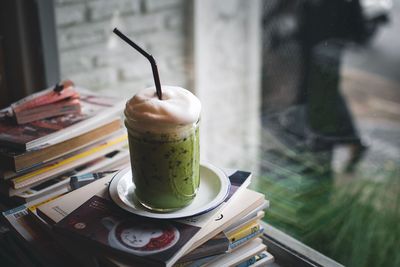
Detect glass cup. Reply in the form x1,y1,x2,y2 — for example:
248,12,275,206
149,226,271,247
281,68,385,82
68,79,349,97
125,116,200,212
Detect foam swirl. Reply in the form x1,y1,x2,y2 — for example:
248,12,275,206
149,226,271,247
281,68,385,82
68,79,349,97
125,86,201,132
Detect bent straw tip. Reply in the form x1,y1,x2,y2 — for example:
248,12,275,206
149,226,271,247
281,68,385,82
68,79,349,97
112,27,162,100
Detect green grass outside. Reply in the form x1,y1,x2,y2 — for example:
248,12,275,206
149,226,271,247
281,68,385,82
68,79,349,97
252,150,400,267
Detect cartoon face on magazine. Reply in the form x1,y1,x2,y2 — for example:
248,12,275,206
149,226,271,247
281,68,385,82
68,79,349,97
101,217,180,255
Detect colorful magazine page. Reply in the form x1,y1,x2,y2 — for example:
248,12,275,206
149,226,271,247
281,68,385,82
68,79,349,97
37,169,254,266
36,169,252,227
36,175,116,225
15,99,81,126
12,151,124,204
229,227,264,251
1,169,121,267
0,89,124,151
10,133,126,186
11,80,77,113
0,125,124,180
9,133,127,190
55,195,200,267
0,118,122,172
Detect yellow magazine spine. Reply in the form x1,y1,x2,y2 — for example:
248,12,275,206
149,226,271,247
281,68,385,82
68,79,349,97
226,221,261,243
27,193,66,213
12,134,127,186
16,119,121,171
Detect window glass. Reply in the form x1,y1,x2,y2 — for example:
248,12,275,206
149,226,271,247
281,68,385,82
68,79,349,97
255,1,400,267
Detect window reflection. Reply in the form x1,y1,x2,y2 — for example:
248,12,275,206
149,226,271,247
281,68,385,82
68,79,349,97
256,1,399,266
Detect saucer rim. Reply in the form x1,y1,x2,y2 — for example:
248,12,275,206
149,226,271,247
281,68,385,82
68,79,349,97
108,162,231,219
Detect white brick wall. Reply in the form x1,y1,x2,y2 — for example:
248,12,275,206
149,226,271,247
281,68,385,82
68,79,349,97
55,0,262,171
145,0,182,12
88,0,140,21
55,0,189,97
55,3,86,26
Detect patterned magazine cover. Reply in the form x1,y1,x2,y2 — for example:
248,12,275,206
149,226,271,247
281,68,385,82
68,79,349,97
11,80,77,113
55,195,200,267
1,171,118,267
15,98,81,125
0,91,123,151
36,169,252,266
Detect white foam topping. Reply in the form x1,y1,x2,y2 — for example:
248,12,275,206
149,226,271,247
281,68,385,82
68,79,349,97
125,86,201,132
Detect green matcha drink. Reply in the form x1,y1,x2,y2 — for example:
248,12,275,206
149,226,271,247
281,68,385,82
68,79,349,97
124,86,201,211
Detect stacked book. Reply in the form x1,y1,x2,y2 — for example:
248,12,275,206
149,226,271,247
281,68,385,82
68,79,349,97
0,85,130,206
0,84,275,266
3,169,275,267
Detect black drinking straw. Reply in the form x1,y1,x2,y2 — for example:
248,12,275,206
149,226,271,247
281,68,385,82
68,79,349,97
113,28,162,100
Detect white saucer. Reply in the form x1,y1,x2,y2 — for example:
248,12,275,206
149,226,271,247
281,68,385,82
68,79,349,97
109,163,230,219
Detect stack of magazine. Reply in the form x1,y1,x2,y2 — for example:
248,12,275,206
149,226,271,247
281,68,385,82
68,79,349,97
0,86,129,206
3,169,274,267
0,86,275,267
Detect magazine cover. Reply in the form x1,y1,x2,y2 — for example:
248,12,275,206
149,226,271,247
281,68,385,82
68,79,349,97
0,90,124,151
37,168,253,266
1,199,82,267
0,118,121,172
55,195,200,267
37,169,252,226
0,115,86,148
11,80,77,113
1,170,116,267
